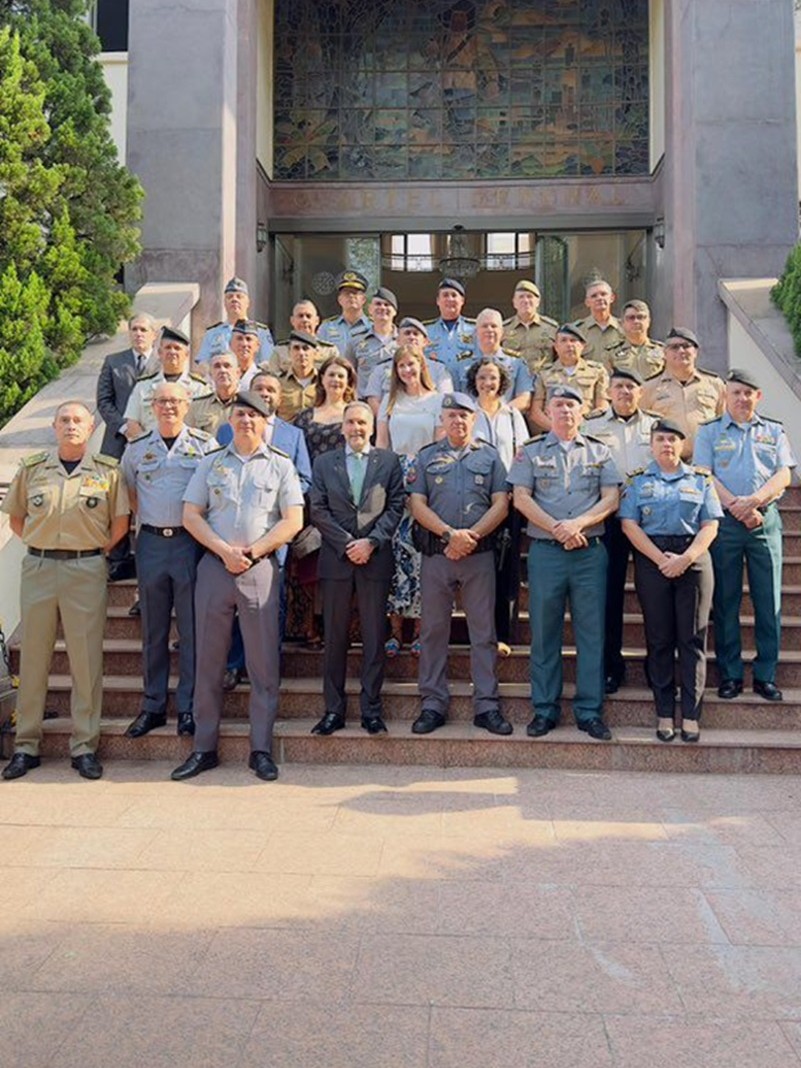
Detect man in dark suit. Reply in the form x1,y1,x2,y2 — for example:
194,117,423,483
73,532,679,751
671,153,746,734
96,313,159,459
309,401,405,734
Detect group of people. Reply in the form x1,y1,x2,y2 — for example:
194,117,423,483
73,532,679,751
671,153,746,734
0,268,795,783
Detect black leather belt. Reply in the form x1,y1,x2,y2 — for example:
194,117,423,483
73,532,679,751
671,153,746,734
140,524,185,537
28,548,103,560
534,536,602,548
649,535,694,551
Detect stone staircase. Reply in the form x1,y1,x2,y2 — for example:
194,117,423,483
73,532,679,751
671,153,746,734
7,488,801,774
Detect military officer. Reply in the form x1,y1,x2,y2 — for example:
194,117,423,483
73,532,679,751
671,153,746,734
408,393,511,736
344,287,399,398
1,402,130,780
583,368,659,692
276,330,322,421
572,278,626,365
605,299,665,380
188,351,241,439
423,278,478,380
694,369,796,701
173,391,304,781
265,299,339,376
121,382,216,739
529,324,609,430
456,307,532,412
502,279,558,375
229,318,264,389
509,385,620,740
640,327,725,459
123,325,212,439
196,276,274,365
363,317,454,414
317,270,372,349
620,419,722,742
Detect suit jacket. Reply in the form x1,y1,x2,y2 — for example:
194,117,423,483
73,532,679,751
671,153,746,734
310,447,405,582
96,347,155,458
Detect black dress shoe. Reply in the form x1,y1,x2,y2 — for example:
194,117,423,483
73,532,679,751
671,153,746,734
2,752,40,780
311,712,346,735
680,728,701,743
411,708,446,734
656,727,676,743
71,753,103,780
361,714,388,734
171,751,219,781
176,712,195,737
580,718,612,741
128,599,141,617
474,708,513,735
717,678,743,699
527,715,555,738
222,668,242,692
754,680,783,702
249,751,279,781
604,673,625,694
125,711,167,738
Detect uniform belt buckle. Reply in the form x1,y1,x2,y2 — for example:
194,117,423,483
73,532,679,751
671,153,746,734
162,528,174,538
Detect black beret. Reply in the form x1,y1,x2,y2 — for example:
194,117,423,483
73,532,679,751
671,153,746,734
651,417,686,439
288,330,320,348
160,325,190,346
665,326,700,348
609,367,643,385
555,323,587,344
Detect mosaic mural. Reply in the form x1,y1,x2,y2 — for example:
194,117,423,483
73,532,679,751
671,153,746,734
274,0,650,181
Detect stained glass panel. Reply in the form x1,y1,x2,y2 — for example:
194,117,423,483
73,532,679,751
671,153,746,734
273,0,650,181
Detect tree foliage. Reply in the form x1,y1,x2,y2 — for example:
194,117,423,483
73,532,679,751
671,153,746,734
0,1,142,425
771,244,801,359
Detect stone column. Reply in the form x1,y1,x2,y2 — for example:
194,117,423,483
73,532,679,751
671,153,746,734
657,0,798,371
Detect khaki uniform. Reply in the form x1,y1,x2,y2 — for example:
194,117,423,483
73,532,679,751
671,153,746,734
277,369,319,423
640,366,725,458
581,407,658,478
502,314,558,375
1,450,130,757
534,358,609,417
263,338,339,377
573,315,626,365
188,391,236,438
605,339,665,379
123,369,212,432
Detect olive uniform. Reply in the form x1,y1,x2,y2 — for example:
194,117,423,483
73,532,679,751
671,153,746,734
640,367,725,459
188,392,238,439
263,338,339,377
533,357,609,417
501,313,559,375
605,339,665,380
572,314,626,365
1,450,129,757
276,369,320,423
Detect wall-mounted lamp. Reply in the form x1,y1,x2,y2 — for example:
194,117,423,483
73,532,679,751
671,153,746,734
256,221,268,253
653,217,666,250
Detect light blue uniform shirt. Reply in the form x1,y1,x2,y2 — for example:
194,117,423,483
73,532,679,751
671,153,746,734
121,427,216,527
693,411,796,498
196,321,274,364
317,313,371,350
344,328,398,398
619,460,723,535
423,317,478,379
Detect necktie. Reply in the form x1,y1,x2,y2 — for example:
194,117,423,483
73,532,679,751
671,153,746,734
136,355,146,376
350,452,365,503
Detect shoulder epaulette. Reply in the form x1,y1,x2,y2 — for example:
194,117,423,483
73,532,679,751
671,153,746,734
523,433,546,445
137,371,159,382
644,368,664,382
626,466,646,482
461,316,476,325
268,444,290,459
204,321,224,331
189,372,209,384
128,431,152,444
698,366,724,379
500,347,521,359
650,339,665,348
584,408,607,420
320,315,339,324
22,451,48,468
255,320,270,330
188,427,212,441
417,440,442,456
585,358,605,369
642,409,663,419
583,434,606,445
540,314,559,328
502,315,516,327
693,465,713,477
422,317,438,326
699,415,723,426
94,453,120,468
761,413,784,424
206,444,225,454
608,339,626,350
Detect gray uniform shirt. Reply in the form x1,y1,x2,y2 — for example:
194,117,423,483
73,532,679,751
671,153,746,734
408,440,507,529
581,407,658,478
121,426,216,527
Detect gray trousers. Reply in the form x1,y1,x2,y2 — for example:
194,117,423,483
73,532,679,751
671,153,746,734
193,552,281,753
418,551,498,715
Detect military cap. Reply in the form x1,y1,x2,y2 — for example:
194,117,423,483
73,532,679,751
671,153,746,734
336,270,368,292
514,279,541,297
547,384,583,405
224,277,249,295
288,329,320,348
372,286,398,310
727,367,760,389
665,326,700,348
651,417,687,439
398,316,429,339
439,278,466,297
441,391,476,413
609,367,643,385
555,323,586,344
231,318,260,337
233,390,270,418
161,325,190,346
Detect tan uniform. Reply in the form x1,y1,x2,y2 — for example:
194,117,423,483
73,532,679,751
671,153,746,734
640,366,726,458
573,314,627,365
277,369,319,423
534,357,609,417
581,407,659,477
188,391,236,438
264,338,339,377
501,314,559,375
1,450,130,757
605,339,665,379
123,369,212,432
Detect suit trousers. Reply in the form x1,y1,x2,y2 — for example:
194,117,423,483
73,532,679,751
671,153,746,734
15,554,107,757
321,567,391,718
418,551,498,715
711,507,783,684
193,553,281,753
634,549,713,721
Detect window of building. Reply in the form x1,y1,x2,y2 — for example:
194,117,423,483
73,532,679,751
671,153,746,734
90,0,129,52
274,0,649,181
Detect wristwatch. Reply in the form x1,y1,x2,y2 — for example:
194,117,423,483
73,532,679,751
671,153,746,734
441,528,453,545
